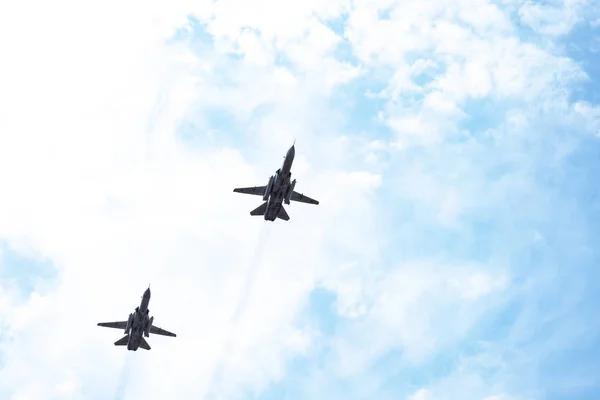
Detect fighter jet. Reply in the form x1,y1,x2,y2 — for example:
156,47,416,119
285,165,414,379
233,143,319,221
97,287,176,351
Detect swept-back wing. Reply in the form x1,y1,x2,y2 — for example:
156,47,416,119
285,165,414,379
98,321,128,329
290,191,319,205
150,325,176,337
233,186,267,196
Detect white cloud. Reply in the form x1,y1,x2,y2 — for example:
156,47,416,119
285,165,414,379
574,101,600,136
343,0,588,155
408,388,432,400
518,0,588,36
0,0,598,399
372,262,506,359
0,1,380,399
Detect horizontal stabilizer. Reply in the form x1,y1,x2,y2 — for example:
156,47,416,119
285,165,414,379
139,338,151,350
234,186,267,196
250,202,268,216
114,335,129,346
277,206,290,221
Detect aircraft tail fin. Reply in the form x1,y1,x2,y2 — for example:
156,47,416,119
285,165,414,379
250,202,268,216
139,337,151,350
114,335,129,346
277,206,290,221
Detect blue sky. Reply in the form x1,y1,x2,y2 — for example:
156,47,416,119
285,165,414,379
0,0,599,399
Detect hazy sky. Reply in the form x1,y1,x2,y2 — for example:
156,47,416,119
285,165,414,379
0,0,599,399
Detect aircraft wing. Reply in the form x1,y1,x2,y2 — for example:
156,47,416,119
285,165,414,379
150,325,177,337
290,191,319,205
98,321,128,330
233,186,267,196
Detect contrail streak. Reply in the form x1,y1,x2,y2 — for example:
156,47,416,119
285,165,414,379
113,353,134,400
205,223,273,397
230,223,272,323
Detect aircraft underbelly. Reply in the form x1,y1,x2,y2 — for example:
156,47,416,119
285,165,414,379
128,336,139,351
265,200,282,221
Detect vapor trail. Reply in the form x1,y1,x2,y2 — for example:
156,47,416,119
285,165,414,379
230,223,272,323
113,353,134,400
206,223,273,396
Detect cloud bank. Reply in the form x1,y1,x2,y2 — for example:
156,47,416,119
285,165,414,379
0,0,599,399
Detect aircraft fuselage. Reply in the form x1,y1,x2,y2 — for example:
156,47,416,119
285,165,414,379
263,145,295,221
125,288,152,351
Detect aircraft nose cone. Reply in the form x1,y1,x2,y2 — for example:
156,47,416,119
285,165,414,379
287,145,295,158
144,288,151,297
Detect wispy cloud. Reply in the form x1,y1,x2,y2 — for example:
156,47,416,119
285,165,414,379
0,0,598,399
